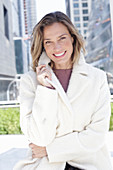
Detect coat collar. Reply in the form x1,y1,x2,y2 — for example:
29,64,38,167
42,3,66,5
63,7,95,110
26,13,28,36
72,53,88,76
39,52,89,113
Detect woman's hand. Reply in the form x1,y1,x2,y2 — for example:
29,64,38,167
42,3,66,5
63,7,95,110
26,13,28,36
29,143,47,158
36,65,53,88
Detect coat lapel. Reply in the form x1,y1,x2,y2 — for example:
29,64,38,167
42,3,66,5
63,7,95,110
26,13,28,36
46,72,74,115
67,57,90,103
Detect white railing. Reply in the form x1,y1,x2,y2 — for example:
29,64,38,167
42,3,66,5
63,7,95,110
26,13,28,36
111,95,113,103
0,100,20,108
7,79,20,101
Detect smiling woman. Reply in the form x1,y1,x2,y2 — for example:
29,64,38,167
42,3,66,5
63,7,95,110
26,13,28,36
43,22,74,69
13,11,113,170
30,11,85,72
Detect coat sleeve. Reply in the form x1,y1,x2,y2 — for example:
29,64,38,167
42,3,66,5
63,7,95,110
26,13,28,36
46,72,111,162
20,73,58,146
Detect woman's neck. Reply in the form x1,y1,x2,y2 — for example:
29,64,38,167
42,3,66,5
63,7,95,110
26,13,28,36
53,62,73,70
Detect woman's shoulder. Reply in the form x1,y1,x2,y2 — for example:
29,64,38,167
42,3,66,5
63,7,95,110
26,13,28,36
20,69,38,88
86,63,106,77
21,69,36,80
85,63,107,85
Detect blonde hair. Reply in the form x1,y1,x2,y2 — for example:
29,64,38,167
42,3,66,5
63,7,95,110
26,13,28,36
31,11,85,71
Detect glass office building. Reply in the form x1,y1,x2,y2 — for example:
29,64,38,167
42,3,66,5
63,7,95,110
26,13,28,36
86,0,113,94
65,0,91,39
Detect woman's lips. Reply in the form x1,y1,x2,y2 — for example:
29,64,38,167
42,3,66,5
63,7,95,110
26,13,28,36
53,51,66,58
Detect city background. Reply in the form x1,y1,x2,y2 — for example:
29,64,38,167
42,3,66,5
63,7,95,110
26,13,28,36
0,0,113,169
0,0,113,102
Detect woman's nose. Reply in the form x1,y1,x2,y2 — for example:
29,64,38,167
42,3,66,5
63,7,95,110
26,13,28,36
53,42,61,51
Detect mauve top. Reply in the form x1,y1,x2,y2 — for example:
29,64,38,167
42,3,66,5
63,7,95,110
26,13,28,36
53,68,72,92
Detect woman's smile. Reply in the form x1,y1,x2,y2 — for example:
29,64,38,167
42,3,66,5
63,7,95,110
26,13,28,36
43,22,73,69
53,51,67,58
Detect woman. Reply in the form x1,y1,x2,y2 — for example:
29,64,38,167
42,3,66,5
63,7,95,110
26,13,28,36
14,11,113,170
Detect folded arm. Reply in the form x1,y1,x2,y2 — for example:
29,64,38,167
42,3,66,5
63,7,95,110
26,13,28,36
46,72,111,162
20,73,58,146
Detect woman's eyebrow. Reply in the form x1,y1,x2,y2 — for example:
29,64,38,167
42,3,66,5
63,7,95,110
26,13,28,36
44,38,51,41
58,33,67,38
44,33,68,41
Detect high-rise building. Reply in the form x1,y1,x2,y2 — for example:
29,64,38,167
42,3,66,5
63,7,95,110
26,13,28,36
110,0,113,46
86,0,113,94
18,0,25,37
65,0,71,18
10,0,20,37
65,0,91,39
22,0,37,69
0,0,16,100
10,0,28,74
10,0,25,37
23,0,37,35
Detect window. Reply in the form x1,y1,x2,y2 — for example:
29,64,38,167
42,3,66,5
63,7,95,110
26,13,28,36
74,17,80,21
83,16,89,21
82,3,88,7
84,30,87,34
73,3,79,8
78,30,81,34
83,9,88,14
76,23,81,27
74,10,79,15
83,23,88,27
3,5,9,39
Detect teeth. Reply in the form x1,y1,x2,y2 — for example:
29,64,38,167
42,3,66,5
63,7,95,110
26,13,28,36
55,52,65,56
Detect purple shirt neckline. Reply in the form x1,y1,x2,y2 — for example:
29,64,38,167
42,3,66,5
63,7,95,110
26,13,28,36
53,68,72,92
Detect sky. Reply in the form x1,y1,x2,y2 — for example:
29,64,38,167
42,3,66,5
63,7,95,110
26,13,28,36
36,0,66,22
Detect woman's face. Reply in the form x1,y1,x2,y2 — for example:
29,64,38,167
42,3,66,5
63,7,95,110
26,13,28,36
43,22,73,69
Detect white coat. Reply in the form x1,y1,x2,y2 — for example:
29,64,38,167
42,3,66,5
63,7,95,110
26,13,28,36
14,52,113,170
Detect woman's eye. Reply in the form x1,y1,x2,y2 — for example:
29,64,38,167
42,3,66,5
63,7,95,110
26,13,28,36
45,41,51,45
60,37,66,40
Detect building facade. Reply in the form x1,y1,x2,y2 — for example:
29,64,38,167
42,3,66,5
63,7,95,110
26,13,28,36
0,0,16,100
22,0,38,68
65,0,71,18
17,0,25,37
66,0,91,39
10,0,20,37
11,0,29,75
86,0,113,94
23,0,37,35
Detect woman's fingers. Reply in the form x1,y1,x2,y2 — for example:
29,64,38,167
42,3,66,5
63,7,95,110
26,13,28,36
36,65,52,87
29,143,47,158
36,65,46,74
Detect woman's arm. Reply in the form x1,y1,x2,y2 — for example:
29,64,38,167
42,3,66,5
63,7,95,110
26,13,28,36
46,72,111,162
20,73,58,146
